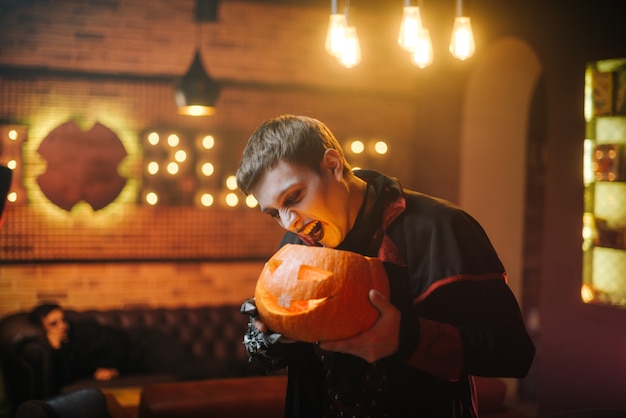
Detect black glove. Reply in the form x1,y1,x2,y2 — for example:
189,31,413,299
240,298,288,374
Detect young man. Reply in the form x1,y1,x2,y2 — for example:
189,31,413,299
236,115,535,417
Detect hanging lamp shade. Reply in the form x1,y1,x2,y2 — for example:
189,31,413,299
175,49,220,116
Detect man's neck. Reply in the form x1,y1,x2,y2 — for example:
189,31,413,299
347,175,369,229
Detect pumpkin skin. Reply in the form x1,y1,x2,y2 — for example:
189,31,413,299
254,243,390,342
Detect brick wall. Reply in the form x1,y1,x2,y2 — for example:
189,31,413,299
0,0,427,94
0,260,267,317
0,0,425,317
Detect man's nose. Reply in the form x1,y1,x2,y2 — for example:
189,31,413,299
279,209,298,231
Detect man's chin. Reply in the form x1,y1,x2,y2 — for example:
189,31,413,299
318,237,341,248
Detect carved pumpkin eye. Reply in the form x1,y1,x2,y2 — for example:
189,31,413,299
254,244,389,342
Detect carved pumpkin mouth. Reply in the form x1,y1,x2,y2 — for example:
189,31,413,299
256,285,330,315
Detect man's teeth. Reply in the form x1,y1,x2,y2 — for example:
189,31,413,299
301,221,318,236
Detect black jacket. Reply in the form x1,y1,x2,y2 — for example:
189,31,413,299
247,171,535,418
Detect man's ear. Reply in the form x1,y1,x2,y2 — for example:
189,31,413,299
322,149,344,180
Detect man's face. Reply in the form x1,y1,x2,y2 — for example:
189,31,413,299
42,308,68,344
251,151,351,248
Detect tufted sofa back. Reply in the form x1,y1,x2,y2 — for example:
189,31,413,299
64,305,251,363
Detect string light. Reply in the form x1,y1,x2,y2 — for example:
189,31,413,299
324,0,361,68
398,2,422,52
339,26,361,68
325,0,347,58
449,0,476,60
325,0,474,68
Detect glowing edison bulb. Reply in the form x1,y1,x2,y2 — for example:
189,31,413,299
7,160,17,170
7,191,17,202
449,16,475,61
325,14,347,58
8,130,18,140
398,6,422,52
411,28,433,68
338,26,361,68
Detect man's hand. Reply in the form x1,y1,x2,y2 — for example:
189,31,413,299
93,368,119,381
320,289,400,363
253,317,296,344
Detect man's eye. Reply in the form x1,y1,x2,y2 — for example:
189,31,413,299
284,191,301,206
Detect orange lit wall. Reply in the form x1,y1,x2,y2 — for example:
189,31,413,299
0,260,268,318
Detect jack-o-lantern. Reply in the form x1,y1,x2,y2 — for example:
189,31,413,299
254,243,390,342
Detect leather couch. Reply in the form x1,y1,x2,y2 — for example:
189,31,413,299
1,304,529,418
0,304,260,416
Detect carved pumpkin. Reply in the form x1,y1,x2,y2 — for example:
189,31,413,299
254,243,390,342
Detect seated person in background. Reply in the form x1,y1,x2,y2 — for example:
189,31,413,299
29,303,130,393
29,302,237,394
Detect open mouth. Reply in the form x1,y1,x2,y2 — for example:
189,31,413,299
298,221,323,243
